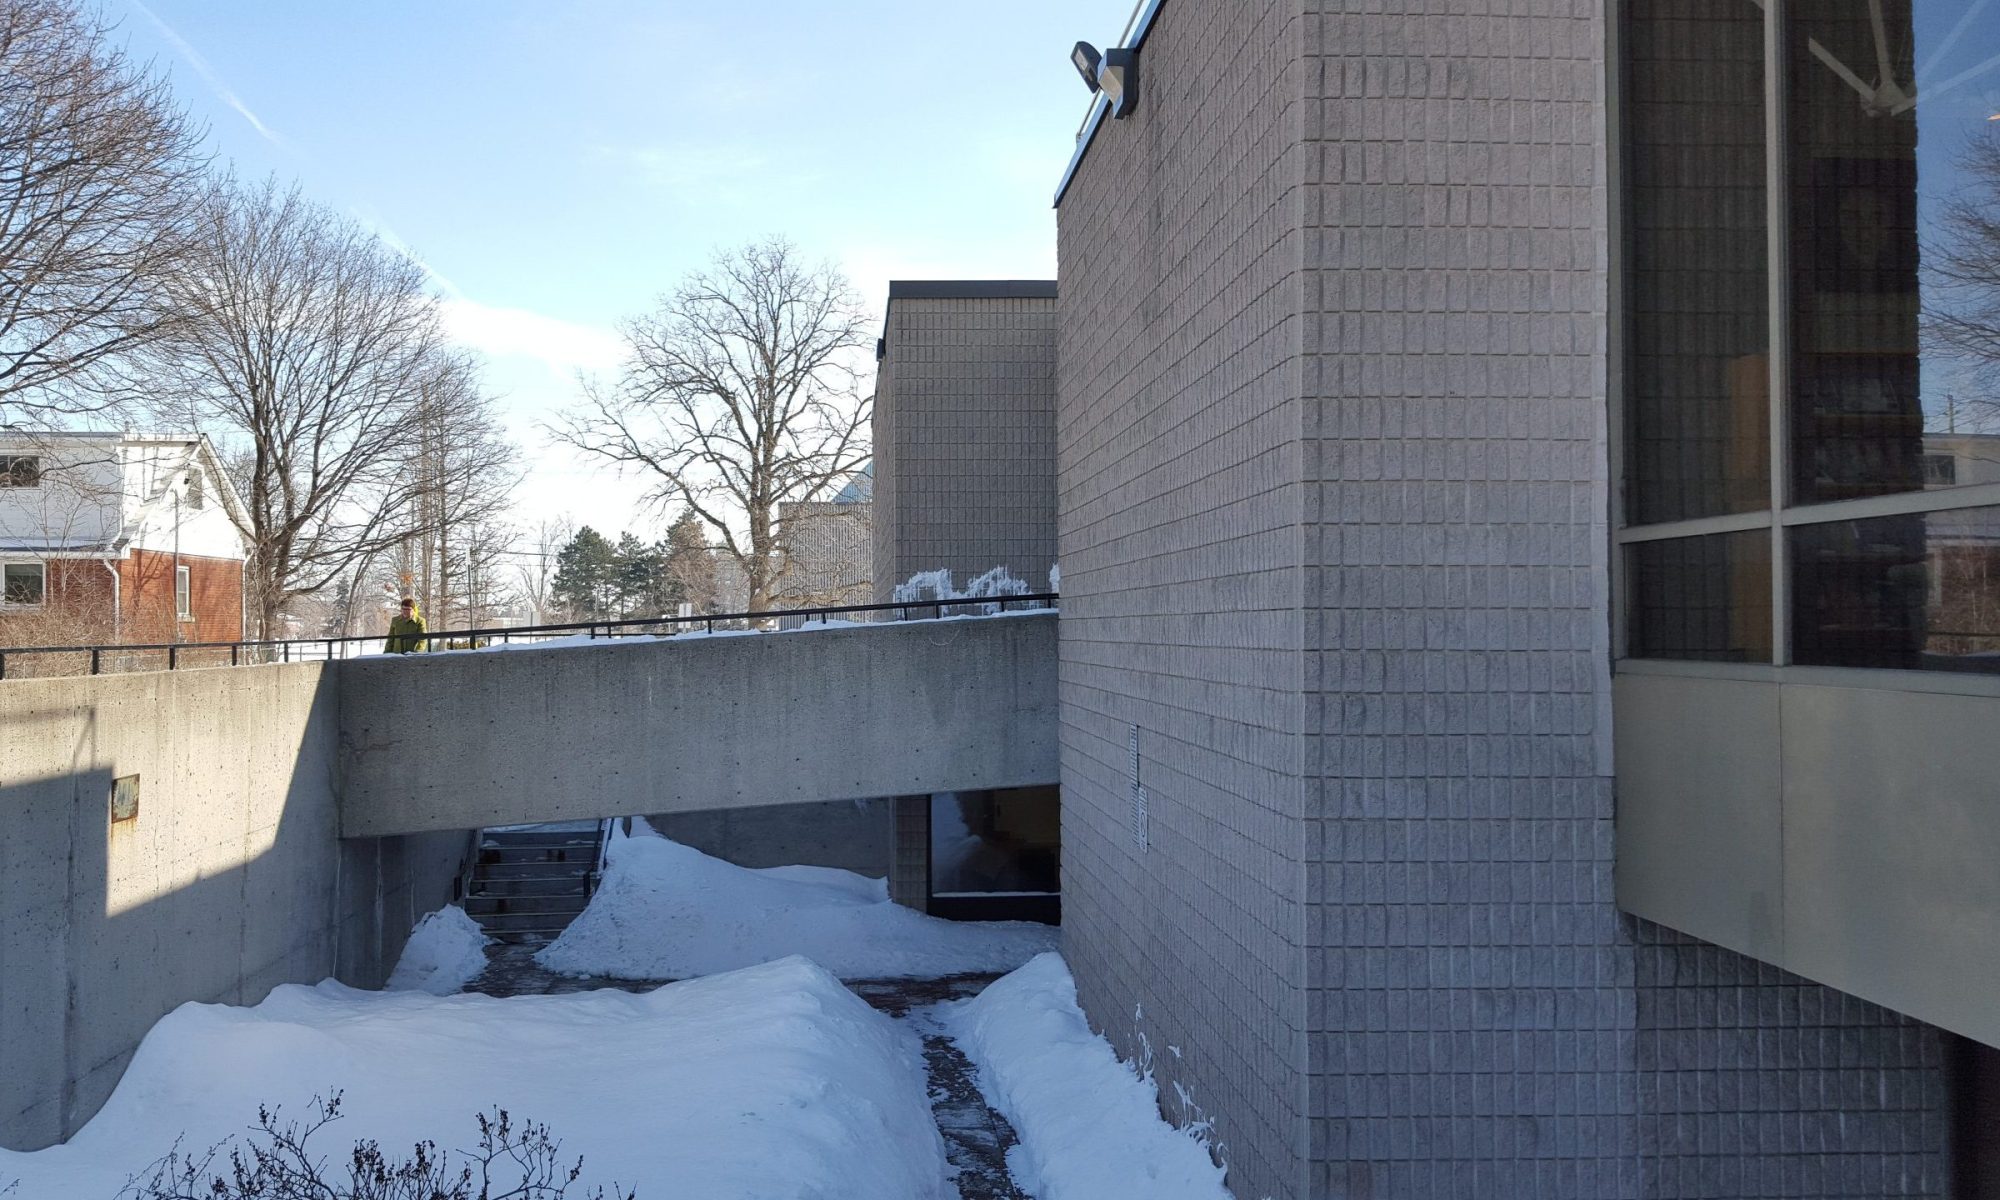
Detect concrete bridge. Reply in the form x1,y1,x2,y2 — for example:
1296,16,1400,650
338,614,1059,836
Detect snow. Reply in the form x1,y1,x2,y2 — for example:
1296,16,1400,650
0,957,950,1200
891,567,1034,614
945,953,1232,1200
383,904,491,996
537,821,1057,981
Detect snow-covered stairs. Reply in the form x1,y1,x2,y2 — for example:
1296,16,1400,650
463,825,604,942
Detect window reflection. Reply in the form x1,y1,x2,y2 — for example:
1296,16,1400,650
1628,531,1775,662
1624,0,1771,524
1792,505,2000,672
930,787,1060,897
1789,0,2000,504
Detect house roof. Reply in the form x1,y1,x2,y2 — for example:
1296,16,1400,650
0,430,252,552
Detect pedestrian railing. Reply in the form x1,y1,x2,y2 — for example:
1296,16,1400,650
0,594,1059,682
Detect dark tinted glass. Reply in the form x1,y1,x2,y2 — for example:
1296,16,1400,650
931,787,1060,896
1624,0,1771,525
1792,506,2000,672
1788,0,2000,505
1627,531,1775,662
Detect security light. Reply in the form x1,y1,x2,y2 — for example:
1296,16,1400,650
1099,47,1139,119
1072,42,1102,93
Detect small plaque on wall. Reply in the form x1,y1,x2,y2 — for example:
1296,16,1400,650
111,774,139,823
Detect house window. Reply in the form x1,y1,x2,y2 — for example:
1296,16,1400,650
2,562,45,606
1618,0,2000,675
175,565,191,620
1,456,40,488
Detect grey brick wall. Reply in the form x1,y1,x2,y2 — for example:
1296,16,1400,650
871,288,1059,602
1057,0,1948,1196
1056,1,1312,1195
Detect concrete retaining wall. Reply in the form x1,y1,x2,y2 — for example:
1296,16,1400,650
338,614,1059,838
0,663,469,1151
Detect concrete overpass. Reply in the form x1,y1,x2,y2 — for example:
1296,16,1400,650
337,613,1059,837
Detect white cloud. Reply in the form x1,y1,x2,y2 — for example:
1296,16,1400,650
440,297,625,375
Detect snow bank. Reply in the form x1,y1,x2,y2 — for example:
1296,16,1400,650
946,953,1231,1200
537,824,1056,980
0,957,950,1200
384,905,490,995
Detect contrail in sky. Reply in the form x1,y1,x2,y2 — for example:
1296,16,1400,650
128,0,289,150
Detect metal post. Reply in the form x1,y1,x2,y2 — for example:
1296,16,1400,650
282,641,290,663
231,644,239,667
0,652,7,680
90,648,100,675
168,645,177,671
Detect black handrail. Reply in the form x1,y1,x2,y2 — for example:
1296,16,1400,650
0,593,1060,680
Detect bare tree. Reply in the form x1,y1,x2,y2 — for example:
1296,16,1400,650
517,514,574,623
0,0,206,421
394,354,518,630
551,238,871,612
1927,122,2000,435
148,177,450,636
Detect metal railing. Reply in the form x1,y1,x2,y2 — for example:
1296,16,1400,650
0,593,1060,682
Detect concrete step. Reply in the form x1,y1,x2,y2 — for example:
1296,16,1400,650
478,844,596,867
462,894,590,919
475,859,593,881
472,910,589,934
469,876,589,899
481,833,599,850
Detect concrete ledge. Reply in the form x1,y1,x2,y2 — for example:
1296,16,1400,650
336,614,1059,838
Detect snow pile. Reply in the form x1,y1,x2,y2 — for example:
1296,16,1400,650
0,957,950,1200
891,566,1033,613
383,905,490,995
537,822,1056,980
946,953,1231,1200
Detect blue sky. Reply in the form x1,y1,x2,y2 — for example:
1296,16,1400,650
109,0,1134,531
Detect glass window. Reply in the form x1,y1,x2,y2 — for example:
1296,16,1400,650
176,566,191,619
3,562,45,605
1,456,40,488
1628,531,1775,662
1792,505,2000,673
930,787,1060,896
1623,0,1771,525
1787,0,2000,505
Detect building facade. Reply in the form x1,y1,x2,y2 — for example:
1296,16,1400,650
0,433,247,654
1020,0,1998,1195
872,281,1060,601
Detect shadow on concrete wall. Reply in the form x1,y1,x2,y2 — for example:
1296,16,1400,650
0,674,470,1153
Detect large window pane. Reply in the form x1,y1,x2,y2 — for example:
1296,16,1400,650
1792,506,2000,672
1627,531,1775,662
1788,0,2000,505
1624,0,1771,525
930,787,1059,897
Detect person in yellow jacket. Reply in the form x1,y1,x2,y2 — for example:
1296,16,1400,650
385,597,428,654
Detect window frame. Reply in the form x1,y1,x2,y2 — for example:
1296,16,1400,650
1611,0,2000,690
175,564,191,620
1,559,47,608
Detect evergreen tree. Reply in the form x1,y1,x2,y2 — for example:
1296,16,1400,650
663,510,720,614
550,526,616,620
611,531,660,618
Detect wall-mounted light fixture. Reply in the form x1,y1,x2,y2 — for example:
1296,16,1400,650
1070,40,1140,118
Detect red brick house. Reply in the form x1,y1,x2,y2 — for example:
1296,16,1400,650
0,433,249,647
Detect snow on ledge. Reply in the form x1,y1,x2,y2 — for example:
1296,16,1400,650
946,953,1233,1200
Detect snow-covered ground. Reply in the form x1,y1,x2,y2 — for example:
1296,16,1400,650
0,957,949,1200
947,953,1232,1200
537,820,1057,980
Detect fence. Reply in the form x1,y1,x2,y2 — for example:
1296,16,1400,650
0,594,1060,681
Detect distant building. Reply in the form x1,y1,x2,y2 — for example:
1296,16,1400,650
0,432,249,647
774,463,873,609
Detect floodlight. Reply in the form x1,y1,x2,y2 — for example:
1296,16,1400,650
1099,47,1139,119
1072,42,1102,93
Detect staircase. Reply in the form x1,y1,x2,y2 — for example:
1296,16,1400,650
464,823,607,943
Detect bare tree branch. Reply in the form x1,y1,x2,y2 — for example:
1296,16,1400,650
548,237,871,612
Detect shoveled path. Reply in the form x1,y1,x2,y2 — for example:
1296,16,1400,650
462,938,1032,1200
